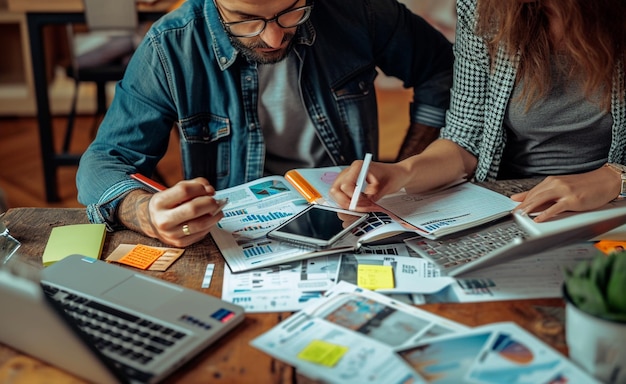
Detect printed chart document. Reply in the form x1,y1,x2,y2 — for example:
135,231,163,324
426,243,599,303
221,255,341,313
336,253,454,295
396,322,598,383
377,182,519,239
211,172,518,272
210,169,416,273
251,281,467,384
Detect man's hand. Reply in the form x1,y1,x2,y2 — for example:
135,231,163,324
395,122,440,161
118,177,225,247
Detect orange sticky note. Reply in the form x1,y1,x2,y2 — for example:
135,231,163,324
594,240,626,255
117,244,165,270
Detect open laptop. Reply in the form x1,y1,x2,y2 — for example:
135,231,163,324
0,254,245,384
406,206,626,277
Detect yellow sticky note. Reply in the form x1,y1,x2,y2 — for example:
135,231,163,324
117,244,165,270
357,264,395,290
297,340,348,367
42,224,106,266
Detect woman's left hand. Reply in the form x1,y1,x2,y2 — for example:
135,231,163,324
511,166,622,222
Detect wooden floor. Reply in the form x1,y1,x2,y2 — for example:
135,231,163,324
0,88,411,209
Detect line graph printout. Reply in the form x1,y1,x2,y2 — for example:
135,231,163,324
377,183,519,239
211,174,409,273
211,175,317,272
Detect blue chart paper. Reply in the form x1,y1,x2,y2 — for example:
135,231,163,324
397,322,597,384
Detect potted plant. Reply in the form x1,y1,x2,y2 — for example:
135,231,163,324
563,251,626,383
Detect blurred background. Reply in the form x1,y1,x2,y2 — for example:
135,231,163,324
0,0,456,210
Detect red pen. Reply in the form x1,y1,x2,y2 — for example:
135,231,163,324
130,173,166,192
130,173,229,211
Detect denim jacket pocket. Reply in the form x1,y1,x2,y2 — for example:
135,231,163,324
179,113,230,143
177,114,231,185
332,70,377,101
331,70,378,152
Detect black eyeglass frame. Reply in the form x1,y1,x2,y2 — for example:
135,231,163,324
216,1,313,38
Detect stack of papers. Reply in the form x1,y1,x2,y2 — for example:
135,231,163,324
251,282,599,384
211,171,519,273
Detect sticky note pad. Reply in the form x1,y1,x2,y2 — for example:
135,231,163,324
297,340,348,367
42,224,106,266
594,240,626,255
357,264,395,290
116,244,165,269
106,244,184,271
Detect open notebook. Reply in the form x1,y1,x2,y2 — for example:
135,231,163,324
0,255,245,384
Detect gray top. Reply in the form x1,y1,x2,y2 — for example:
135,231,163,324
257,53,333,176
500,56,613,178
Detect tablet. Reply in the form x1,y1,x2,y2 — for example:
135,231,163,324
267,205,369,250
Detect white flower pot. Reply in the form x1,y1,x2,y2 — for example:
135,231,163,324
564,285,626,383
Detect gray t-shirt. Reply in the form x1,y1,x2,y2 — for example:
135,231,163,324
500,56,613,178
257,53,333,176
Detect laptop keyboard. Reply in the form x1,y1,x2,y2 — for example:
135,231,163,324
42,283,188,379
408,220,528,271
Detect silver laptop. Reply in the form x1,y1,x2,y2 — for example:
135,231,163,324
0,254,245,384
406,208,626,277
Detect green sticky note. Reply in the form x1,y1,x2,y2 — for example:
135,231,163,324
357,264,395,290
297,340,348,367
42,224,106,266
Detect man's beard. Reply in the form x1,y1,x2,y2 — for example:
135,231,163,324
229,33,295,64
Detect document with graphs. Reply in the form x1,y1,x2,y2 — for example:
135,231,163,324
376,182,519,239
210,169,412,273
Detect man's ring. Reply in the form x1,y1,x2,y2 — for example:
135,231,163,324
182,224,191,236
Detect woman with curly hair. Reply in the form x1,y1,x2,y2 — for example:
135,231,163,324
331,0,626,223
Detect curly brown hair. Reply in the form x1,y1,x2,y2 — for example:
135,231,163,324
475,0,625,110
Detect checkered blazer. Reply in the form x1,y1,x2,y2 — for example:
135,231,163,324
441,0,626,181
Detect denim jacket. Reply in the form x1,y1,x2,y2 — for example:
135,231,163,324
77,0,454,230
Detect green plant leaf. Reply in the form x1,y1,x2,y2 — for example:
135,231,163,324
591,253,615,296
565,277,608,316
607,253,626,313
572,259,591,279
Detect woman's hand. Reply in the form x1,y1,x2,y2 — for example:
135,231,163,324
330,161,412,211
511,166,621,222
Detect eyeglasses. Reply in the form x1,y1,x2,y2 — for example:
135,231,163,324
216,1,313,38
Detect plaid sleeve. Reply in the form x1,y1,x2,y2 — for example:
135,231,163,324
440,0,518,181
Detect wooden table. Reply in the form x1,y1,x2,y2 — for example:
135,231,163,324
6,0,184,203
0,179,568,383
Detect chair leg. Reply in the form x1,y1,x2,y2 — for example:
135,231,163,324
95,81,107,116
62,78,80,154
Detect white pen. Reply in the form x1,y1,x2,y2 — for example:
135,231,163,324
349,153,373,211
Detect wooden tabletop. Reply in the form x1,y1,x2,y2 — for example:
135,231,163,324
6,0,185,13
1,179,569,383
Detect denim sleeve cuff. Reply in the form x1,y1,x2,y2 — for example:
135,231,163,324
85,179,154,231
410,103,447,128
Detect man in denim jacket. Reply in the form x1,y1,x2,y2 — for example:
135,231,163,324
76,0,453,247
